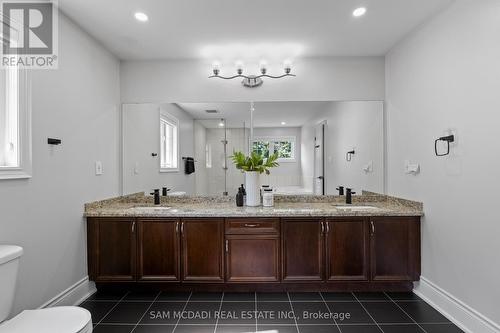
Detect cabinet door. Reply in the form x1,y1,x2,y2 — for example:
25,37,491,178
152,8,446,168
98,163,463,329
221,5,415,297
326,219,369,281
226,235,279,282
88,218,136,282
137,219,180,281
370,217,421,281
282,218,324,281
181,218,224,282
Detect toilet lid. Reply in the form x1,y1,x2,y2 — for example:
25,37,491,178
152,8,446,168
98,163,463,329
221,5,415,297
0,307,92,333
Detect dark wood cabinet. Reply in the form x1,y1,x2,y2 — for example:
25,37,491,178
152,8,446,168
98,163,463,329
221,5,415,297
226,235,280,282
137,218,180,281
87,218,136,282
282,218,324,282
370,217,421,281
326,218,369,281
88,215,420,291
181,218,224,282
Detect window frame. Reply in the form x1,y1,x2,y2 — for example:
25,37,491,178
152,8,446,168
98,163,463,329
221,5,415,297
252,136,296,162
0,68,31,180
159,112,179,173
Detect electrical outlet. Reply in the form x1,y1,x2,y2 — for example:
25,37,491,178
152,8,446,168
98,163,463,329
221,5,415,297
95,161,103,175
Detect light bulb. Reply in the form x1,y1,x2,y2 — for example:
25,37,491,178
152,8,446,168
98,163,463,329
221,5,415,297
134,12,149,22
353,7,367,17
212,61,220,76
283,59,292,74
259,60,268,75
235,60,244,75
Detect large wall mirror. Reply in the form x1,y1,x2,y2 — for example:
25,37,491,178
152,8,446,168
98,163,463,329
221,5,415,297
122,101,384,196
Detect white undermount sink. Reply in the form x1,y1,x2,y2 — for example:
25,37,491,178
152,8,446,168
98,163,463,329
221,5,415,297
334,205,380,211
131,206,172,210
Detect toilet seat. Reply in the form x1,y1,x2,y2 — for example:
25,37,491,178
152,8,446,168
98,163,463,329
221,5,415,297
0,306,92,333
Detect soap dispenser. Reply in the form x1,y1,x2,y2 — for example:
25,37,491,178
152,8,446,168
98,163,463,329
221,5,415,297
240,184,246,206
236,186,244,207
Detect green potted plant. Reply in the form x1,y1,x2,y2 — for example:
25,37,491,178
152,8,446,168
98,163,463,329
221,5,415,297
231,151,279,206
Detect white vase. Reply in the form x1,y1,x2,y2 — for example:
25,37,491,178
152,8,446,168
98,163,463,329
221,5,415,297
245,171,260,206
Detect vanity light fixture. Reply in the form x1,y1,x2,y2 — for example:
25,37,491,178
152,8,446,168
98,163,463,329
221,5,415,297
134,12,149,22
353,7,367,17
209,60,296,88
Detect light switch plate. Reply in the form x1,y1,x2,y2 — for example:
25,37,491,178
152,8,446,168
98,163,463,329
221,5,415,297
95,161,103,175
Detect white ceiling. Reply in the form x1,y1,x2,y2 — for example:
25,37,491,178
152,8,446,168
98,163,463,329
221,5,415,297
177,101,330,128
59,0,453,60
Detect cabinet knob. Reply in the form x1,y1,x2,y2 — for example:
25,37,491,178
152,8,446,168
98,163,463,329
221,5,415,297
370,221,375,235
225,240,229,252
132,221,136,233
244,223,259,228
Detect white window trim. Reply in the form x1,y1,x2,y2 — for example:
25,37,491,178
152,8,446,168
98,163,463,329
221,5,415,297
0,69,32,180
253,136,296,163
159,112,180,173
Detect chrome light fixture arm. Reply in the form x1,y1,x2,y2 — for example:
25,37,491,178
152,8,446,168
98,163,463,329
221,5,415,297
209,61,296,87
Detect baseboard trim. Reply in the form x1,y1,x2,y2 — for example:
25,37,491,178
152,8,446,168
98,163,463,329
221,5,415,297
414,276,500,333
40,276,96,309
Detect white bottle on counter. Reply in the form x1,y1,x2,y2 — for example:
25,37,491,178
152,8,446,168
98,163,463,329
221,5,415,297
262,188,274,207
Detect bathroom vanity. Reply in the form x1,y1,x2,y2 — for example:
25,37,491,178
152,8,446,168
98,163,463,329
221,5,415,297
85,194,422,292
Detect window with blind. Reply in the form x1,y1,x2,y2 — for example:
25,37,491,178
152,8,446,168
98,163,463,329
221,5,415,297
160,114,179,171
0,66,31,179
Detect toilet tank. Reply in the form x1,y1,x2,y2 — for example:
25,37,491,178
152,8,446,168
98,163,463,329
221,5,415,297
0,246,23,323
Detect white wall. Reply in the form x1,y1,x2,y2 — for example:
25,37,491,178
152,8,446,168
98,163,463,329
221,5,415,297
253,127,303,187
122,103,195,195
302,101,384,194
386,0,500,329
0,14,120,316
120,57,385,103
193,121,208,196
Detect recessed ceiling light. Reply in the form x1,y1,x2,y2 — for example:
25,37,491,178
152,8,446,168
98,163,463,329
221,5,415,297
134,12,149,22
218,122,225,127
281,121,286,125
353,7,367,17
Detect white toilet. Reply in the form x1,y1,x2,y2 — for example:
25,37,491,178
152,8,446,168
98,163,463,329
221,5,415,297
0,245,93,333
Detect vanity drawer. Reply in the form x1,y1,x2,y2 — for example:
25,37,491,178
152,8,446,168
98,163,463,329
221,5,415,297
225,218,280,234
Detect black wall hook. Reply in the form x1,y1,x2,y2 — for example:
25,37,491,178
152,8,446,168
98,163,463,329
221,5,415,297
47,138,61,145
346,150,355,161
435,135,455,156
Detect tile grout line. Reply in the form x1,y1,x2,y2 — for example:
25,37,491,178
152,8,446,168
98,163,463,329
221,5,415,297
172,291,193,333
213,292,225,333
352,292,385,333
254,292,258,333
383,292,429,333
94,291,130,328
286,292,300,333
320,292,343,333
130,291,162,333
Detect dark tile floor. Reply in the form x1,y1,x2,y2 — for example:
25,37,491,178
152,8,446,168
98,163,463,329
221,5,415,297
79,291,464,333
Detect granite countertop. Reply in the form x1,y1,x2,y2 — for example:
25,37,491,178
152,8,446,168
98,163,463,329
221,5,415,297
84,192,423,218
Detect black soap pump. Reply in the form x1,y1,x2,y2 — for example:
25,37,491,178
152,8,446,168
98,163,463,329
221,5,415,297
241,184,246,206
236,186,244,207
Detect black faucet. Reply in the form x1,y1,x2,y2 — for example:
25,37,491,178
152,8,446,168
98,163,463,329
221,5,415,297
346,188,356,204
150,189,160,205
162,187,171,197
336,186,345,196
